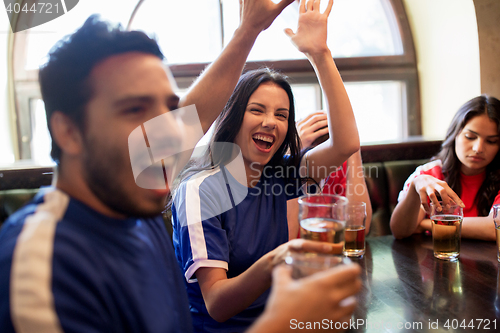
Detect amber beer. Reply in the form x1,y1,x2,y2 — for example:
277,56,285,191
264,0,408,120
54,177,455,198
344,226,366,257
298,194,347,254
431,215,462,260
493,205,500,263
343,201,367,257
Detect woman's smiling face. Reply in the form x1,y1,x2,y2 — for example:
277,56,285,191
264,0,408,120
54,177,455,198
234,82,290,172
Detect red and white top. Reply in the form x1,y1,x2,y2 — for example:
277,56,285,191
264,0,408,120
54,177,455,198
399,160,500,217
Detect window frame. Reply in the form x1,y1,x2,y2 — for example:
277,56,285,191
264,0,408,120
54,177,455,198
9,0,419,162
166,0,420,138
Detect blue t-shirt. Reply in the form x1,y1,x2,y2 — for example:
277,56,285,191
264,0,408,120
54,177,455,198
0,188,192,333
172,164,304,333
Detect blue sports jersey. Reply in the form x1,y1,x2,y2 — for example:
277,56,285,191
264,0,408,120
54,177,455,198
172,164,304,333
0,188,193,333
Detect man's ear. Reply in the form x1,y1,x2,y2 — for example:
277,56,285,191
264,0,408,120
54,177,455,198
50,111,84,156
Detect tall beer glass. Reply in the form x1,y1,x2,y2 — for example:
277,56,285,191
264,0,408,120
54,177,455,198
493,204,500,263
430,202,463,261
298,194,348,254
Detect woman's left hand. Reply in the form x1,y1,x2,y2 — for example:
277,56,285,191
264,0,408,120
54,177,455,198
285,0,334,57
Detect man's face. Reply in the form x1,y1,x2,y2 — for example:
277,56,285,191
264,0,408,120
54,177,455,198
81,52,180,217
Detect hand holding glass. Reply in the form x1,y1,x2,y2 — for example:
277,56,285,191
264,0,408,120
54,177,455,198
430,202,463,261
285,252,351,279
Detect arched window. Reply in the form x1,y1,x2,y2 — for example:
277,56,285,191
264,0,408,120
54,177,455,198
8,0,418,165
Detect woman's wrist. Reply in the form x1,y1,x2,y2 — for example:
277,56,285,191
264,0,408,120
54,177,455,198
306,48,332,64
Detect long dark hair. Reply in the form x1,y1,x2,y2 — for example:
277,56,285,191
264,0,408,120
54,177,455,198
178,68,302,183
433,95,500,216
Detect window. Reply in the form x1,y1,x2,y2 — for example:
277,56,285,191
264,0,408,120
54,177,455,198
8,0,418,166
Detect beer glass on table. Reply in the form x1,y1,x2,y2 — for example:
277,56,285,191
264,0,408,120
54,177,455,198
492,204,500,263
343,201,367,257
298,194,348,254
430,202,463,261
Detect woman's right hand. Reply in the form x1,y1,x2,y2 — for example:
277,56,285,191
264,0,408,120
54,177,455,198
411,175,464,213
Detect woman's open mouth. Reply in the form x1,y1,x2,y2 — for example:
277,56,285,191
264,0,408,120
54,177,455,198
252,133,275,152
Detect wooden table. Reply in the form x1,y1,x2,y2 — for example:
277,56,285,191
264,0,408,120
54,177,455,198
345,235,499,332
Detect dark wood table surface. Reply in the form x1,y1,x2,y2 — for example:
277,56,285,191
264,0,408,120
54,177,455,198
345,235,499,332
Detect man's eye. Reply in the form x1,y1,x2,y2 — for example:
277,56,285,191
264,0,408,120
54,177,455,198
127,106,145,114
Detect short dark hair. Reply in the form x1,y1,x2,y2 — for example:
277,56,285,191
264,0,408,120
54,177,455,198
434,95,500,215
39,15,164,164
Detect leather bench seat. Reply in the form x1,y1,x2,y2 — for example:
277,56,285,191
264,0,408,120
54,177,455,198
365,159,428,237
0,189,40,223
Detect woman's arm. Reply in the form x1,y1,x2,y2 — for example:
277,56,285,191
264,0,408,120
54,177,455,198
286,0,360,183
418,214,496,241
195,239,336,322
180,0,294,133
461,215,496,240
390,175,463,239
345,151,372,234
390,181,426,239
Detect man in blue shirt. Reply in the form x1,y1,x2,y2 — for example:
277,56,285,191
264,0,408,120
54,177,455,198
0,0,362,332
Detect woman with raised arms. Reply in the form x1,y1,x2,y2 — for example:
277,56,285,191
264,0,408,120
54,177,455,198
171,0,360,332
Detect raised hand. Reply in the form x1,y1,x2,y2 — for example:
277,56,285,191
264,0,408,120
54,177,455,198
285,0,334,57
297,111,329,149
412,175,464,213
239,0,295,34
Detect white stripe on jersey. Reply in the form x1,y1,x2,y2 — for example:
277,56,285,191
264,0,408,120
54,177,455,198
10,189,69,333
185,168,222,261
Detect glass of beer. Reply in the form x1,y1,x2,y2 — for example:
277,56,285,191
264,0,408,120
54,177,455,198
430,202,463,261
493,204,500,263
298,194,348,254
343,201,367,257
285,252,351,279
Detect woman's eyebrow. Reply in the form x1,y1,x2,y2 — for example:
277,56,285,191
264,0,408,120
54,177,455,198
465,129,500,138
247,102,289,112
247,102,266,108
